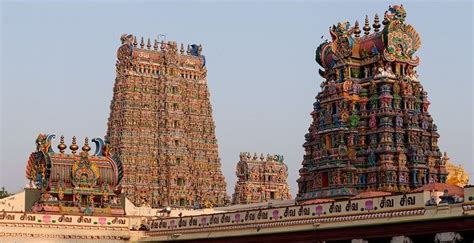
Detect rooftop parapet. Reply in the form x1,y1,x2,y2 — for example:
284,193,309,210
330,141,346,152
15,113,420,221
239,152,284,163
120,34,203,57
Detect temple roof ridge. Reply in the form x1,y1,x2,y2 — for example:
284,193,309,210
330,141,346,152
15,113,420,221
239,152,285,163
120,33,203,57
316,4,421,72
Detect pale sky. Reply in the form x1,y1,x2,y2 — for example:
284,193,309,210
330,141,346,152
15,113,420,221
1,1,473,196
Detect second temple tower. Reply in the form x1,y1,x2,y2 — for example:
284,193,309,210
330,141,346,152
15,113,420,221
106,35,228,208
297,5,448,201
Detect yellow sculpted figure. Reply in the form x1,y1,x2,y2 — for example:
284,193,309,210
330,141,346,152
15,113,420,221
444,153,469,187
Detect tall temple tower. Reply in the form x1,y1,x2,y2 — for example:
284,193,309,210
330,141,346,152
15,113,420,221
232,153,291,205
297,5,447,201
106,34,228,208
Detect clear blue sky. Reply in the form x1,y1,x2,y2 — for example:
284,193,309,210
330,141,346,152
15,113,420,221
1,1,473,195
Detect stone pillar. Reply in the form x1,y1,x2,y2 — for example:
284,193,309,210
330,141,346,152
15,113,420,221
391,235,412,243
434,232,463,243
352,239,368,243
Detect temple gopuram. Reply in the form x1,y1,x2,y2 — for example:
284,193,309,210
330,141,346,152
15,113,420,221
1,4,473,243
24,134,125,215
232,153,291,204
297,5,448,201
106,35,228,208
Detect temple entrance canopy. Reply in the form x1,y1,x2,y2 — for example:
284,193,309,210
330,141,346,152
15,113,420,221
25,134,125,215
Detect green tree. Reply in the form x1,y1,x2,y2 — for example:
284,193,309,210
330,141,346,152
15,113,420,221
0,187,11,199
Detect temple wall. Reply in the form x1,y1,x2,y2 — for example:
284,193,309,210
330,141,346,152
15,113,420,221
143,189,474,241
0,212,130,241
1,186,473,241
0,191,25,212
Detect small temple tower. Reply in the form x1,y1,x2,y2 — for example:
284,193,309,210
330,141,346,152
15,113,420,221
444,152,469,187
25,134,125,215
232,152,291,205
106,35,228,208
297,5,447,202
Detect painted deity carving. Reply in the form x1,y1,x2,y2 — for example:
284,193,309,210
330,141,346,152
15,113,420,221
368,152,377,167
383,5,421,65
369,114,377,129
330,21,354,59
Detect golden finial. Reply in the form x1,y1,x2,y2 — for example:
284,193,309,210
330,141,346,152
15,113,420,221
147,38,151,49
354,20,361,38
373,14,381,32
70,136,79,154
382,14,389,25
363,15,371,35
57,135,67,154
133,36,137,47
140,37,144,48
82,137,91,153
153,39,158,50
180,43,184,54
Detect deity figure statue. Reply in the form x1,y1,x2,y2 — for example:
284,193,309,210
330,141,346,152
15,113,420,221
444,153,469,187
397,153,407,167
349,114,360,129
58,187,64,201
80,174,88,184
35,134,52,153
405,82,413,95
342,173,348,184
369,114,377,129
368,152,377,166
329,21,354,59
